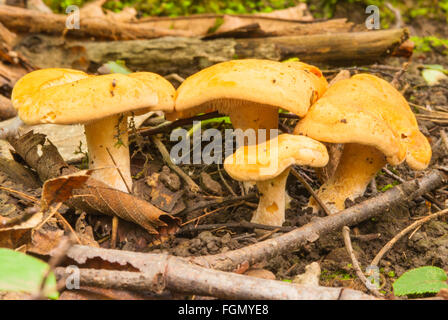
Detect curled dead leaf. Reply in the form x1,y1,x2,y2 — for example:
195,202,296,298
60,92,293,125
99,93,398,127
42,172,181,235
42,170,93,208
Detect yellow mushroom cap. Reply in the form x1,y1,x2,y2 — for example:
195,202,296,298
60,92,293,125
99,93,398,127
224,134,329,182
295,73,432,170
168,59,328,120
12,68,175,125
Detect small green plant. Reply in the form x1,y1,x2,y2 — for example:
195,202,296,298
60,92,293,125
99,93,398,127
379,181,399,192
411,36,448,55
74,140,89,169
0,248,59,299
393,266,448,297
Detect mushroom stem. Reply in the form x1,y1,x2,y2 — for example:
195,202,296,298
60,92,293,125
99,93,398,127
227,104,289,226
310,143,387,214
251,169,290,226
227,103,279,142
84,113,132,193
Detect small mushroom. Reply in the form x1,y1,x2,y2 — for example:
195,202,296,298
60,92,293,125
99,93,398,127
295,73,432,214
11,68,175,192
224,134,328,226
168,59,328,225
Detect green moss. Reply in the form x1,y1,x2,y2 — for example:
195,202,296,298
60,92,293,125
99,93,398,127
411,36,448,55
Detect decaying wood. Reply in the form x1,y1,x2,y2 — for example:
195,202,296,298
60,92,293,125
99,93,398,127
140,15,353,38
0,3,353,39
57,245,376,300
0,5,194,40
16,29,409,77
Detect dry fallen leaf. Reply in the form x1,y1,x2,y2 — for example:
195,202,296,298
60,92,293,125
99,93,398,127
42,170,92,207
27,228,64,255
42,172,181,235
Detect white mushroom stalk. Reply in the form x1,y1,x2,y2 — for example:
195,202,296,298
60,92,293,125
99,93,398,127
84,114,131,193
224,134,329,226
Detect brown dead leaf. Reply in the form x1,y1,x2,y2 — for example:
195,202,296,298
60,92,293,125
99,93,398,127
0,202,42,249
27,228,64,255
135,15,219,37
42,170,92,207
0,229,30,249
0,211,43,231
105,7,137,23
42,172,181,235
211,15,352,38
244,268,276,280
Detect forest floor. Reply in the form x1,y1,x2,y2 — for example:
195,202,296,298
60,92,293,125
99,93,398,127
0,4,447,299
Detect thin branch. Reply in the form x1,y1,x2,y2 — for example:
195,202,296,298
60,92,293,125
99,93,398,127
105,147,132,193
342,226,382,297
291,167,331,216
176,220,295,236
180,193,257,216
151,135,200,193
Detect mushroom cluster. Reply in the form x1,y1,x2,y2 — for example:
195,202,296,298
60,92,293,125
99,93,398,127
10,60,432,231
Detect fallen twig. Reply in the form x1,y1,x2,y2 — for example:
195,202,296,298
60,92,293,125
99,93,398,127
342,226,382,297
151,135,200,193
176,220,294,236
291,167,331,216
34,236,73,300
57,246,376,300
180,193,257,216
